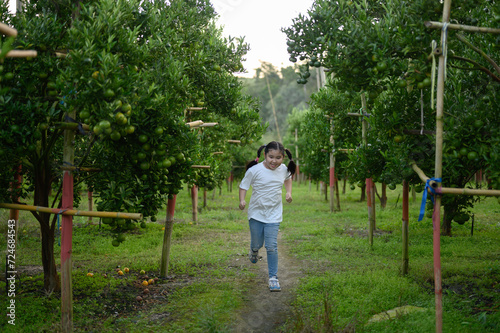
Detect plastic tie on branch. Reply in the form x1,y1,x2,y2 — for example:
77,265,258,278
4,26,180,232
418,177,442,221
64,114,86,135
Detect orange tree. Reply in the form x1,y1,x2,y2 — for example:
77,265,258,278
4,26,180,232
284,0,499,234
0,0,260,292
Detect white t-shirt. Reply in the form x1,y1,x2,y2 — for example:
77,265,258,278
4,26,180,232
239,162,291,223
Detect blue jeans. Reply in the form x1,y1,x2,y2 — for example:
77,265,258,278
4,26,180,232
249,218,280,279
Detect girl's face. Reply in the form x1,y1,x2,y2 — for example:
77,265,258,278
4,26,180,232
264,149,284,170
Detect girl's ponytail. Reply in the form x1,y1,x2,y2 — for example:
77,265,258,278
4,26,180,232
246,145,266,171
284,148,296,176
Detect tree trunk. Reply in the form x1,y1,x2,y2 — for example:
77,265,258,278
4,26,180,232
379,183,387,208
342,177,346,194
33,158,60,292
441,207,453,236
360,183,366,202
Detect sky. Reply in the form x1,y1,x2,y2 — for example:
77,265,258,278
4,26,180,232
213,0,315,77
8,0,315,77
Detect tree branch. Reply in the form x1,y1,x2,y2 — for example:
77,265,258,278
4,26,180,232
456,33,500,76
449,55,500,83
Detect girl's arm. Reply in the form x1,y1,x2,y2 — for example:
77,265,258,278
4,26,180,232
284,178,293,203
239,188,247,210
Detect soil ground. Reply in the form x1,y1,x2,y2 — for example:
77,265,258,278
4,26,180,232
232,232,301,333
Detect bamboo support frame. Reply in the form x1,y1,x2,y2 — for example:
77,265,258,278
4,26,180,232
424,21,500,34
55,122,90,132
191,165,210,169
212,152,224,155
186,120,204,128
337,148,355,152
0,203,142,219
199,122,218,127
185,107,206,112
227,140,241,144
0,22,17,37
61,166,101,172
1,50,38,58
411,161,500,196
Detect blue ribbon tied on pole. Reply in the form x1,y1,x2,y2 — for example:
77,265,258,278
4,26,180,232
418,178,442,221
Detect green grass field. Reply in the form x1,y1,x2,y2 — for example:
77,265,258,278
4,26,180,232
0,181,498,332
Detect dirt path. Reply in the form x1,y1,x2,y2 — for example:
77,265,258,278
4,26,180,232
232,232,301,333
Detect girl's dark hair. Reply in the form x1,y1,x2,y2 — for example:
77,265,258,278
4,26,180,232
246,141,296,176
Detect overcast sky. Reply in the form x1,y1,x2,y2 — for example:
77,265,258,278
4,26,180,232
214,0,315,77
8,0,315,77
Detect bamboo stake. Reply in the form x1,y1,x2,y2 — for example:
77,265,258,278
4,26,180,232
337,148,355,152
0,203,142,219
212,152,224,155
61,112,76,333
87,191,93,223
191,165,210,169
424,21,500,34
411,161,500,196
1,50,37,58
61,166,101,172
191,185,198,222
199,122,218,127
185,107,206,111
295,128,300,186
361,92,375,245
55,122,90,132
433,2,452,332
227,140,241,144
329,118,335,213
0,22,17,37
160,195,176,278
402,181,409,275
186,120,204,128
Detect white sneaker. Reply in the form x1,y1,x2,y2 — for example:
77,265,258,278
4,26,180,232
269,277,281,292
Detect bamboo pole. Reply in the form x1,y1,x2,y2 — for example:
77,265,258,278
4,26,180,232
87,191,93,223
411,161,500,196
9,166,22,246
55,122,90,132
191,185,198,222
337,148,355,152
61,112,76,333
433,2,452,332
360,92,375,245
329,118,336,213
0,203,142,219
199,122,218,127
61,166,101,172
160,195,176,277
0,22,17,37
191,165,210,169
1,50,37,58
186,120,204,128
227,140,241,144
402,181,409,275
295,128,300,185
424,21,500,34
185,107,206,111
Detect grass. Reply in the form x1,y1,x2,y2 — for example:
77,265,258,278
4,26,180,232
0,181,499,332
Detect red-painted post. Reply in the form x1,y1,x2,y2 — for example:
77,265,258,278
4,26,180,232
61,114,75,332
160,195,177,277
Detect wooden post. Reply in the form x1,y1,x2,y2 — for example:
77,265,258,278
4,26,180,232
329,117,336,213
366,178,374,246
61,112,75,333
432,2,452,332
361,93,374,244
203,189,207,208
87,191,93,223
160,195,176,277
9,165,22,245
191,185,198,222
402,180,409,275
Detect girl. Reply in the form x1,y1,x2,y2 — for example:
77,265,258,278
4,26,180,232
239,141,296,292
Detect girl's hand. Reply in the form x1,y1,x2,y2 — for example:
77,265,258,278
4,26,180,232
285,193,292,203
239,200,246,210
